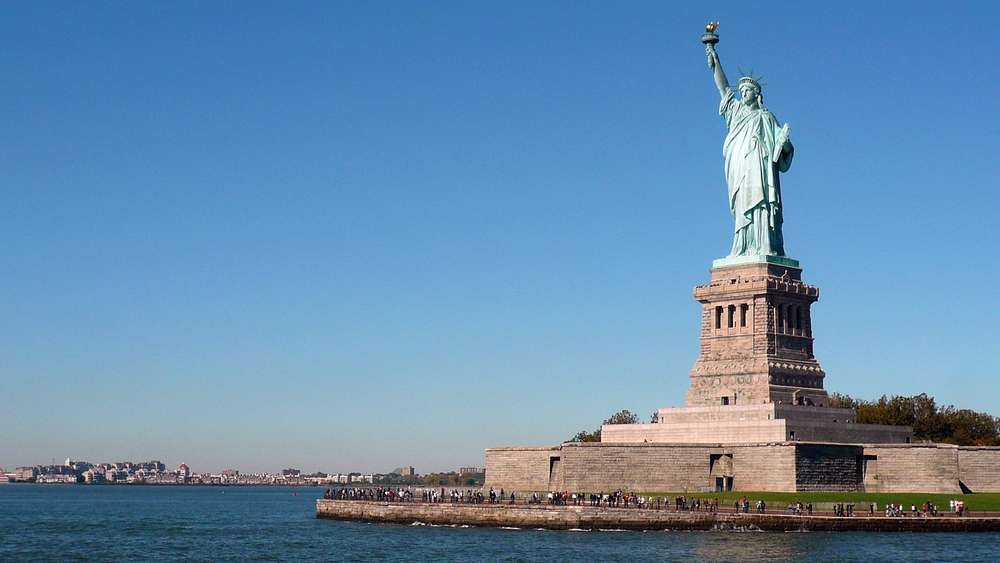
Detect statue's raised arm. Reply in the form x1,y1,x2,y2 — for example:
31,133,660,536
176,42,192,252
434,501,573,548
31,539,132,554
706,44,728,98
702,22,728,99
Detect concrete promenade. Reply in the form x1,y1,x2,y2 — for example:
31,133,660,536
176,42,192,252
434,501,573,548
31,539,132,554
316,500,1000,532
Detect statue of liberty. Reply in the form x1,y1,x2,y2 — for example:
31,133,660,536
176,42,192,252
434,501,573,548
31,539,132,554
703,24,793,259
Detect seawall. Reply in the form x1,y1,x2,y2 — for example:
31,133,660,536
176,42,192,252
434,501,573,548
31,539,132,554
487,442,1000,494
316,500,1000,532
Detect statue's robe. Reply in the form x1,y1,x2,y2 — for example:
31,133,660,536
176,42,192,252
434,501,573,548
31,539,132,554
720,88,793,257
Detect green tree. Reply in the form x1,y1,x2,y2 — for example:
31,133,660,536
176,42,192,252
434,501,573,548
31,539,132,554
569,409,641,442
828,392,858,409
605,409,640,425
570,429,601,443
832,392,999,446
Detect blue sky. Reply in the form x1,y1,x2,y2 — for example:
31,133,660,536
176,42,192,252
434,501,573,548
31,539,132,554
2,2,998,474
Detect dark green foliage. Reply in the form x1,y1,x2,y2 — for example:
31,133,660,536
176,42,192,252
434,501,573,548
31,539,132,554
570,429,601,443
417,471,485,487
833,392,999,446
377,471,485,486
605,409,640,425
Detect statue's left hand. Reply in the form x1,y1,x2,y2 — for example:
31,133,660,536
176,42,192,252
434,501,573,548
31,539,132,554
778,124,791,146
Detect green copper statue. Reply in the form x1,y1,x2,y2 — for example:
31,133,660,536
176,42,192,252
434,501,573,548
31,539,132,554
703,23,793,258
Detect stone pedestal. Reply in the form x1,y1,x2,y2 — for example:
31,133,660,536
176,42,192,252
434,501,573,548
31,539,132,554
687,258,829,408
598,256,912,445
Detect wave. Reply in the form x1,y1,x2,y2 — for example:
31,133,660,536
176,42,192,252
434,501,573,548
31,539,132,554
710,523,763,532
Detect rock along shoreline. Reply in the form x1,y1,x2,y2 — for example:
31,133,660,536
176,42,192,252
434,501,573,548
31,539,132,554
316,500,1000,532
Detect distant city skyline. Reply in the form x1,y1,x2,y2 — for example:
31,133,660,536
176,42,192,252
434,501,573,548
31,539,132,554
5,455,469,483
3,2,999,472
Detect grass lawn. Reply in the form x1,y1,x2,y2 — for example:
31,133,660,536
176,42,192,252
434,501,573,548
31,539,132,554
638,491,1000,512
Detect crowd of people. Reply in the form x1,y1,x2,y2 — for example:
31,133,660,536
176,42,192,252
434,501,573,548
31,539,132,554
323,488,972,517
324,487,417,502
324,487,508,505
533,491,716,510
880,501,950,517
784,502,813,515
674,496,719,512
733,497,766,513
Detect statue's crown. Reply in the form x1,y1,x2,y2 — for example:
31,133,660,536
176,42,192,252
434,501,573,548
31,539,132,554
738,76,762,91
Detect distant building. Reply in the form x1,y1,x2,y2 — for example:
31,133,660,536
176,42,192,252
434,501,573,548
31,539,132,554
281,468,301,478
400,466,415,477
15,467,38,482
36,473,78,484
178,463,191,479
142,460,166,474
458,467,484,475
82,469,106,484
40,464,76,477
145,472,182,484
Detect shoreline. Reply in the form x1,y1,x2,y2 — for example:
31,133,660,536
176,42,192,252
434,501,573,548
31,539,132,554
316,500,1000,532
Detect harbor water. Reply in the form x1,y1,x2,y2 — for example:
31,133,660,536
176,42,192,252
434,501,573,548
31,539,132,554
1,484,997,562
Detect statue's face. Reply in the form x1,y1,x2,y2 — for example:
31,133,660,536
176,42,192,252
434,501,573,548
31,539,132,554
740,85,759,106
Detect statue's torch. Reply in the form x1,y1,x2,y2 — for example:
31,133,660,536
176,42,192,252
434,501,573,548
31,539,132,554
702,21,719,67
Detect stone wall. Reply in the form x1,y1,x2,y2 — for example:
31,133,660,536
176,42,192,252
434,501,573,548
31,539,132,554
784,420,912,444
316,500,1000,532
657,404,776,423
862,444,961,493
600,419,909,444
958,447,1000,493
486,442,808,493
557,443,715,492
600,420,787,444
484,447,556,491
730,443,797,491
486,441,997,494
602,403,911,445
